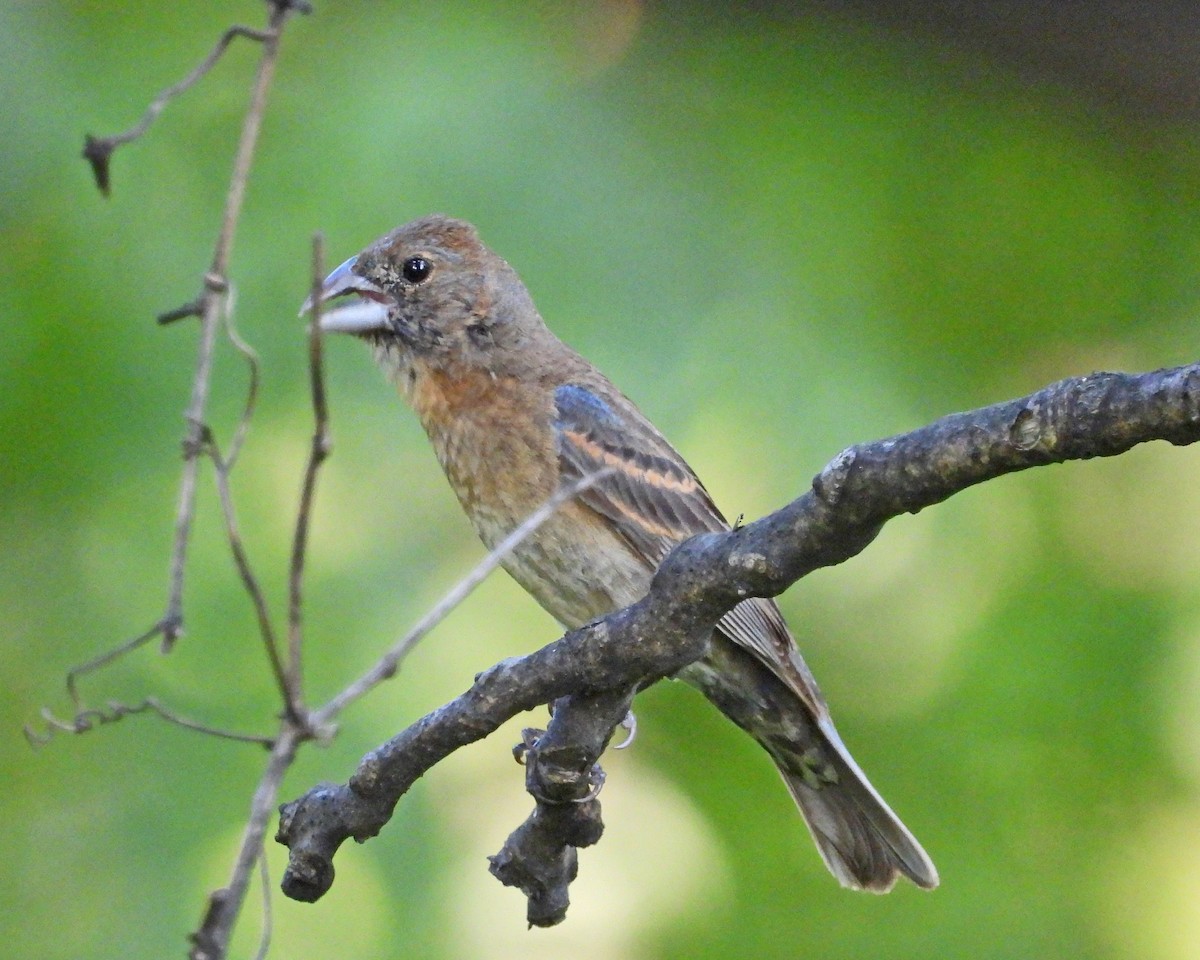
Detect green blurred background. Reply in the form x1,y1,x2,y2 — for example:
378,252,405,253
5,2,1200,958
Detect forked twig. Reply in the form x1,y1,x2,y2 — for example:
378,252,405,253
163,0,296,653
186,229,332,960
39,0,304,734
81,2,312,197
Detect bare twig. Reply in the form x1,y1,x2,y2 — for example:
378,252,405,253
163,278,227,653
189,725,303,960
24,621,177,744
163,0,296,653
202,429,292,712
83,24,272,196
252,853,273,960
185,233,328,960
64,620,164,709
284,235,331,712
24,696,273,748
218,285,260,471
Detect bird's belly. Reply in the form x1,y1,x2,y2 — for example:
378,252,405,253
478,503,652,629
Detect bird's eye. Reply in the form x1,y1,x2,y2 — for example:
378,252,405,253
401,256,432,284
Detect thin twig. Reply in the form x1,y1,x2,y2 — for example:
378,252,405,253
188,212,329,960
163,284,226,652
311,468,615,728
252,822,274,960
64,620,164,710
218,284,260,470
202,432,292,714
186,263,337,949
24,697,272,748
82,25,275,196
162,1,296,651
189,724,302,960
284,234,331,713
197,281,293,710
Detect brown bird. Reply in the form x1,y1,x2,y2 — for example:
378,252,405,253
308,214,937,892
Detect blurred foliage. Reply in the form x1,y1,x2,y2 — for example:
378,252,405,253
4,2,1200,959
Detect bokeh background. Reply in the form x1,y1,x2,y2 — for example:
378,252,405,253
5,2,1200,958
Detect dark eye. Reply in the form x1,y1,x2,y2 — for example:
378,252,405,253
401,256,432,284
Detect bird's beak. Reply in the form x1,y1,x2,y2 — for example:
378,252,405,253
300,255,391,335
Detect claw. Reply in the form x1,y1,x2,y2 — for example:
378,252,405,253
613,710,637,749
572,765,607,803
513,727,543,765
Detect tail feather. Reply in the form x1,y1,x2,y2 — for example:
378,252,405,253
677,636,937,892
777,718,938,893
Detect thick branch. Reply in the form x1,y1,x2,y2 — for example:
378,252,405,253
277,360,1200,912
486,687,632,927
723,363,1200,597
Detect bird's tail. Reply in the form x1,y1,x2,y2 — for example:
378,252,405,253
771,716,938,893
679,624,937,892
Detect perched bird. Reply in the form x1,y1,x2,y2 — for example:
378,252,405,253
306,214,937,892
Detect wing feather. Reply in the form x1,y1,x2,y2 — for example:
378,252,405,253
552,383,828,718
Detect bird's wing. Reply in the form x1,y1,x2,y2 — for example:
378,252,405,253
552,383,829,719
553,383,723,562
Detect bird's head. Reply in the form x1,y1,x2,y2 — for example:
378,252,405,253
303,214,549,377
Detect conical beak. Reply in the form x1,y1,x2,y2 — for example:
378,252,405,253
300,255,391,335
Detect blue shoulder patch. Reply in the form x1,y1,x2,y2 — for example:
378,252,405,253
554,384,622,428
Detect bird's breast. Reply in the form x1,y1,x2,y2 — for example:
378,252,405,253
402,360,651,627
405,362,558,524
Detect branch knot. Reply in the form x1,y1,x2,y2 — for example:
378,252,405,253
812,446,858,505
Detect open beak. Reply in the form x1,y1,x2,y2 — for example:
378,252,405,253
300,255,391,335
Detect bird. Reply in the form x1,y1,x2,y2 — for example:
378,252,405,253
304,214,937,893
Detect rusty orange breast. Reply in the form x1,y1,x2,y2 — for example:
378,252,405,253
404,362,560,537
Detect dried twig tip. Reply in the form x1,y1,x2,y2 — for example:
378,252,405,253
82,134,115,196
158,298,206,326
